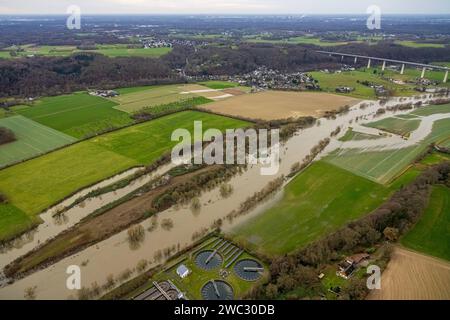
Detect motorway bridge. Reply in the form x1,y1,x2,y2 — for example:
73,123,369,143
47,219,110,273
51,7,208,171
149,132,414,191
316,50,449,83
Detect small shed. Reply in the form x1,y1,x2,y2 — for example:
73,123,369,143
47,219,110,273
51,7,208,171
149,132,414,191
176,264,190,279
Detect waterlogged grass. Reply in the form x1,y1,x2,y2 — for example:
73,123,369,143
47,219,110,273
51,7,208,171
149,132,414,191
0,111,249,241
402,186,450,261
339,128,382,142
326,117,450,184
365,117,421,136
231,161,420,256
411,104,450,117
394,40,446,49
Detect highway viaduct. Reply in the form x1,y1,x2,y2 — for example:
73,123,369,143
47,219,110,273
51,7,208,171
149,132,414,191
316,50,449,83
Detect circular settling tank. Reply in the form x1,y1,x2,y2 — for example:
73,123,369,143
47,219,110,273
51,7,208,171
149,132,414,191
201,280,234,300
233,259,264,281
195,250,223,270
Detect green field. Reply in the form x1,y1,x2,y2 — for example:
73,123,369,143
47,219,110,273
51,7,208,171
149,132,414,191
246,36,351,47
17,93,133,138
411,104,450,117
0,111,249,241
339,128,382,142
326,114,450,184
111,84,197,113
231,161,419,256
371,67,450,88
395,40,446,48
365,117,421,136
0,44,172,59
309,70,417,99
0,116,76,168
198,81,240,90
401,186,450,261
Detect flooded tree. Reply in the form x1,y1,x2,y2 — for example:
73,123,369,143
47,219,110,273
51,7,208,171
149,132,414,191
24,286,37,300
161,218,174,231
127,225,145,249
219,183,234,198
136,259,148,273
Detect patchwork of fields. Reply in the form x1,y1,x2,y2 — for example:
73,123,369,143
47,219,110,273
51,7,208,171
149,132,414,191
0,44,172,59
0,116,76,168
17,93,133,138
231,161,420,256
0,111,249,241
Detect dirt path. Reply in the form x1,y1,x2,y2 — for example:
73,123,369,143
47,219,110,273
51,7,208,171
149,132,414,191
368,247,450,300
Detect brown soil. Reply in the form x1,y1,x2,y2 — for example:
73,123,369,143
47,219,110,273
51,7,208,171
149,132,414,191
368,247,450,300
203,90,360,120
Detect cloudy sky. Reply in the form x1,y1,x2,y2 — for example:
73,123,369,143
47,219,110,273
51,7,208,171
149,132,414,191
0,0,449,15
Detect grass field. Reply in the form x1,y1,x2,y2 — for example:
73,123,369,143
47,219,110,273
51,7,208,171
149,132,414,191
401,186,450,261
310,70,417,99
17,93,133,138
371,67,450,88
198,81,240,90
338,128,382,142
111,84,197,113
0,44,172,59
0,116,76,168
246,36,351,47
231,161,420,256
411,104,450,117
365,117,421,136
203,90,359,120
0,111,249,241
394,40,446,48
326,116,450,184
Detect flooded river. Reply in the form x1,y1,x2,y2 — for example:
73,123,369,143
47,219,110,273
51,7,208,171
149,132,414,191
0,95,448,299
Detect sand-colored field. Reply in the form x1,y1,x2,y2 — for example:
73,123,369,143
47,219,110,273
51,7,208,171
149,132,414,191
203,90,360,120
368,247,450,300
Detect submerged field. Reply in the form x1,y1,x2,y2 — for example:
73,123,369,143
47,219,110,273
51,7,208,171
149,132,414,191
203,90,359,120
365,117,421,136
0,111,249,241
17,93,133,138
401,186,450,261
231,161,419,256
326,109,450,184
0,116,76,168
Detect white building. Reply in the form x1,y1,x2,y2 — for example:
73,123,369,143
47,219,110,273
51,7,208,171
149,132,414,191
176,264,190,279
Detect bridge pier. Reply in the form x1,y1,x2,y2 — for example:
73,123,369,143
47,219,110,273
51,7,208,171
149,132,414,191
382,60,386,71
421,67,426,79
354,57,358,64
444,70,449,83
367,59,371,69
400,64,405,75
341,55,344,62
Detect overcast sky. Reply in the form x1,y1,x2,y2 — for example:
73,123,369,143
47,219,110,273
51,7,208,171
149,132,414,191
0,0,449,15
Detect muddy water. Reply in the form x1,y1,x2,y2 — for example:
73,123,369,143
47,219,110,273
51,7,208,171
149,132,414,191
0,95,445,299
0,163,177,267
